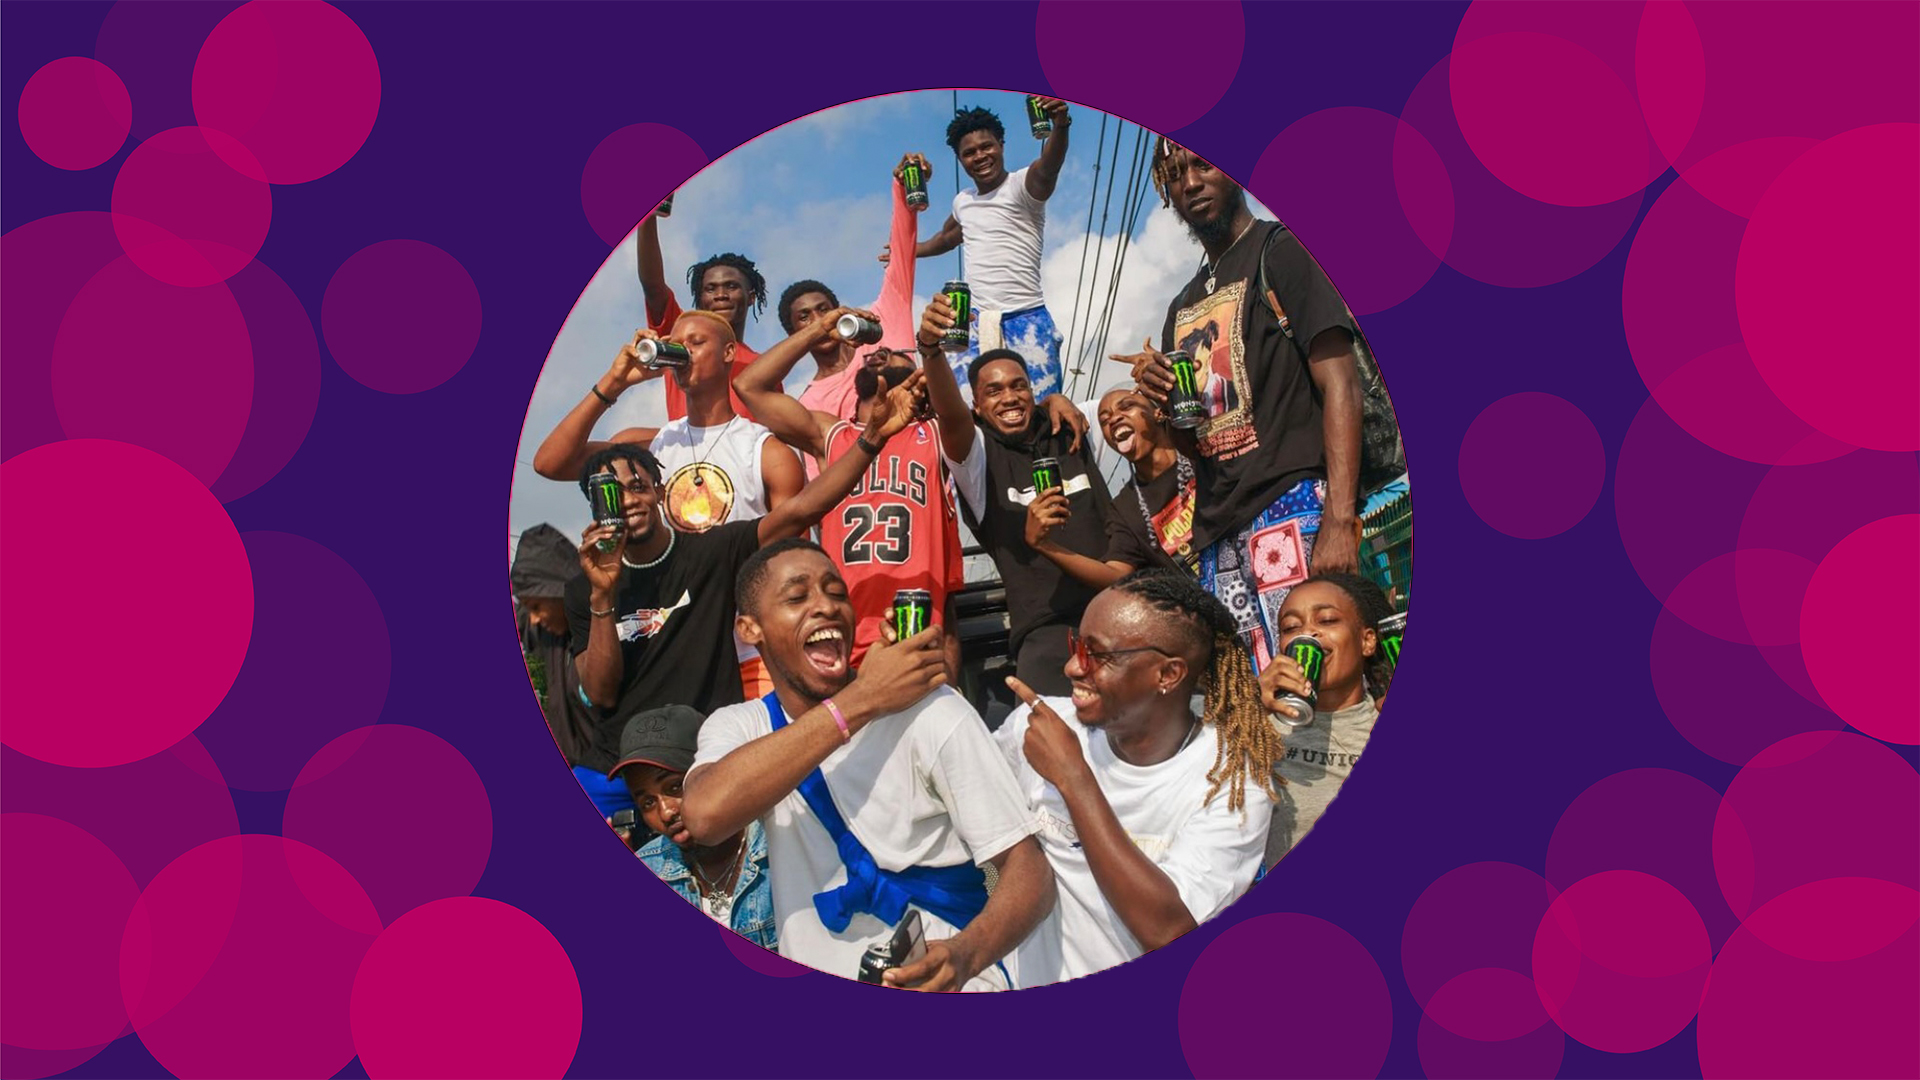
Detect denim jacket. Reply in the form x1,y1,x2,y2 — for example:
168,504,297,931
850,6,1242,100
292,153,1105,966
637,821,777,951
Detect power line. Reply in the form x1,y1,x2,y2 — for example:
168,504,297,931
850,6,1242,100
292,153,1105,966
1061,110,1109,380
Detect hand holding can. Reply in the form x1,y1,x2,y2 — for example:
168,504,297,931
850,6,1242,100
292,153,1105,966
1026,95,1054,138
939,280,971,351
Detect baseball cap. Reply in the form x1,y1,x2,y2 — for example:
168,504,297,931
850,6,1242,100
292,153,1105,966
606,705,704,780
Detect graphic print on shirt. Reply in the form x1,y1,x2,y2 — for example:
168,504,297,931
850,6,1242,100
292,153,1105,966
616,590,692,642
1249,518,1309,596
664,462,735,532
1150,481,1198,570
839,456,929,567
1171,280,1257,461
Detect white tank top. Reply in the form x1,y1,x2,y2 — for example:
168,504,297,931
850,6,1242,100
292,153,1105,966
652,416,781,664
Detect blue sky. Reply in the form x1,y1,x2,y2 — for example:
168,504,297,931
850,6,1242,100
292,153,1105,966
510,90,1277,563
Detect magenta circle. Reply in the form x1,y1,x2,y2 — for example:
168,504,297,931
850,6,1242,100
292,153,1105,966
1252,108,1448,316
1180,913,1391,1078
1417,1006,1567,1080
1679,137,1816,219
209,259,323,502
1713,732,1919,920
322,240,482,394
1449,32,1658,207
190,0,381,184
580,123,708,248
1400,54,1645,288
0,1041,115,1079
1737,125,1920,452
1422,967,1552,1042
1458,393,1605,539
1546,768,1739,951
718,922,811,978
1660,549,1820,651
1531,871,1710,1054
1,814,139,1051
1697,884,1920,1079
17,57,131,171
1622,176,1854,465
51,255,255,485
1035,1,1242,135
123,835,380,1078
1799,515,1919,744
350,897,582,1079
1,737,238,889
1649,604,1844,768
1,212,127,461
194,531,391,791
1744,878,1918,964
1632,0,1705,168
0,441,252,768
110,126,271,288
1613,396,1769,606
1402,862,1558,1010
283,726,491,925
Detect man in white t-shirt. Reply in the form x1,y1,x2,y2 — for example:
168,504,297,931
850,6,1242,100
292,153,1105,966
995,569,1279,986
905,101,1072,400
682,539,1054,991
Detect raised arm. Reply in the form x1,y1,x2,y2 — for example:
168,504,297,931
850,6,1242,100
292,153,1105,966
873,159,925,351
1306,326,1361,574
754,370,928,545
1025,98,1072,201
916,296,977,464
733,306,872,461
636,214,671,326
532,329,665,481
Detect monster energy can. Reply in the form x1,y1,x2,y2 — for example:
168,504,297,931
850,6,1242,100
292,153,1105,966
836,313,884,345
892,589,933,641
1164,349,1207,430
901,160,929,211
1030,456,1061,495
1272,635,1326,730
586,471,625,552
1026,95,1053,138
857,943,895,985
635,338,691,370
1377,611,1406,669
940,280,971,351
657,191,675,218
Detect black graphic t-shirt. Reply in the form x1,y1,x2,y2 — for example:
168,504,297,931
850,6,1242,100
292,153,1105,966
565,519,761,766
1106,462,1198,575
1161,221,1356,550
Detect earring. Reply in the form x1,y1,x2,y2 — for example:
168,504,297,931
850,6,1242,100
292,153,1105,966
1158,686,1169,696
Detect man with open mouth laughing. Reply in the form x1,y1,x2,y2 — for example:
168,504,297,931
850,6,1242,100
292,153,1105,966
681,539,1055,990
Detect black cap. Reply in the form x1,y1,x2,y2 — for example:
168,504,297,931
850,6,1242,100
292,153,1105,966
606,705,704,780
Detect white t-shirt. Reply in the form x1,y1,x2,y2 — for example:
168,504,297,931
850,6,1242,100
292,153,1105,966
652,416,788,663
690,686,1040,990
993,697,1273,986
952,166,1047,313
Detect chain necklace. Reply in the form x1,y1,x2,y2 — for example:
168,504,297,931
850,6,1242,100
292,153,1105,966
688,834,749,922
1203,218,1257,295
1133,453,1196,564
621,509,676,570
687,415,740,488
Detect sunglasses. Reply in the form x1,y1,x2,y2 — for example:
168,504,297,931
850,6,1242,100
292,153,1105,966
1067,629,1177,671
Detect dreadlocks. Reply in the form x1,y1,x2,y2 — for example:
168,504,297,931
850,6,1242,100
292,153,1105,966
1150,136,1184,208
685,253,768,321
1111,569,1284,816
1298,571,1395,699
947,106,1006,152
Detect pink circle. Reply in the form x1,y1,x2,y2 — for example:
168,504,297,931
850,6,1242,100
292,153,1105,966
1531,871,1710,1053
1,814,139,1050
350,897,581,1079
1800,515,1919,743
1180,914,1391,1078
1697,882,1920,1079
1,212,127,460
323,240,482,394
17,57,132,171
1423,967,1553,1042
1679,137,1816,219
0,1041,114,1079
1650,603,1844,767
1737,124,1920,452
1744,877,1918,964
1401,55,1646,288
110,127,271,287
195,532,391,791
284,726,491,925
52,256,255,484
1252,108,1448,316
1633,0,1705,168
122,835,380,1078
1613,397,1769,606
209,259,323,502
718,922,810,978
0,441,252,768
1036,2,1242,134
1417,1006,1566,1080
1459,393,1605,539
1546,769,1739,951
580,123,708,248
1450,33,1659,206
1,736,238,888
190,0,381,184
1403,862,1559,1010
1713,732,1919,919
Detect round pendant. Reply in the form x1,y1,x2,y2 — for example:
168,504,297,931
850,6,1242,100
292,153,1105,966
693,473,705,487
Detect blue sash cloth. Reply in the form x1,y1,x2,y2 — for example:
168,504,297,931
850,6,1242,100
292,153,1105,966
764,692,990,934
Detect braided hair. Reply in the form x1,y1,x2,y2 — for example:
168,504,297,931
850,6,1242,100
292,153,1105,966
1296,572,1395,699
947,106,1005,151
685,253,767,321
1111,569,1284,815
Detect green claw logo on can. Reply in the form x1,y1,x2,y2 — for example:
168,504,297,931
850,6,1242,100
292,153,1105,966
892,589,933,641
1377,612,1406,668
902,162,928,210
940,280,971,350
1030,456,1061,495
1165,349,1207,429
587,471,624,551
1285,636,1327,688
1026,95,1052,138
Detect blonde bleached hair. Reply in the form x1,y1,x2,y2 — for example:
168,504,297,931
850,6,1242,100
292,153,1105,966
672,308,737,342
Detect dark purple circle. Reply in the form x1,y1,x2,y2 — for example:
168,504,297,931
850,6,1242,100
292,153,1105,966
321,240,482,395
1402,862,1559,1010
1417,1006,1567,1080
1459,393,1605,539
194,532,392,792
208,259,322,503
579,123,708,248
94,1,244,140
0,212,125,462
1649,604,1843,767
1035,2,1243,135
1614,396,1771,606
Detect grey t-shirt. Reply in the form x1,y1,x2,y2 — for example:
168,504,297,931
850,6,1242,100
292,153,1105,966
1266,696,1378,868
